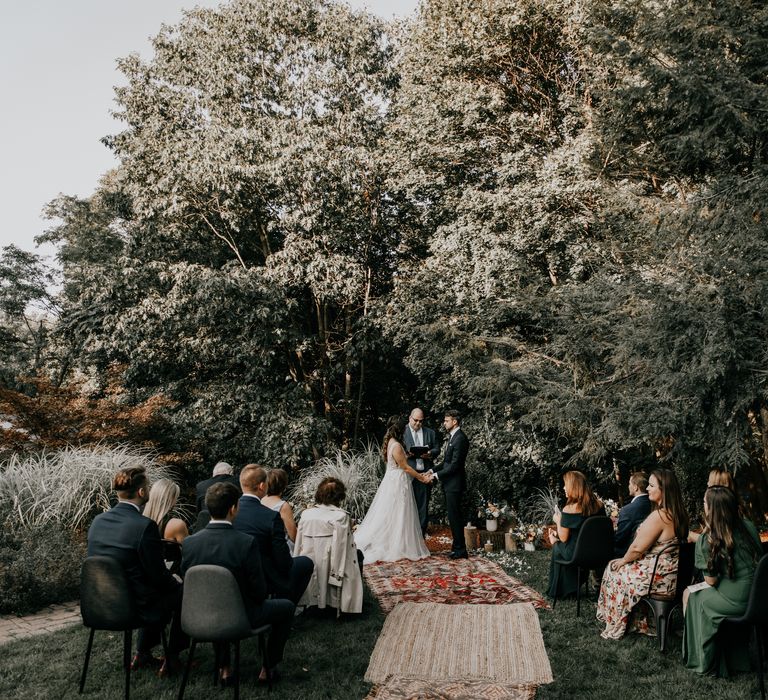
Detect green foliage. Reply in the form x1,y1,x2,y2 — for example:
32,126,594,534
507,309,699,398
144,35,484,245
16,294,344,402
0,525,85,615
0,245,57,388
42,0,408,466
11,0,768,518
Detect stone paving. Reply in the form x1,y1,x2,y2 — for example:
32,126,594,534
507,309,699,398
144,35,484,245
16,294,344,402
0,601,80,646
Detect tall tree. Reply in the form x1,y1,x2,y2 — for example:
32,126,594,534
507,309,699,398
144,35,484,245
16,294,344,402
49,0,403,465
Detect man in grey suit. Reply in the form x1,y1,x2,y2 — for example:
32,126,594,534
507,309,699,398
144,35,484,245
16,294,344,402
403,407,440,536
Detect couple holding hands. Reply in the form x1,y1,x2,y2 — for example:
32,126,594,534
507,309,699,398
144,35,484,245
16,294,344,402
355,408,470,564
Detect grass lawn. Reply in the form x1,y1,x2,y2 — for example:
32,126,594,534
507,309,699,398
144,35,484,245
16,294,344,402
0,551,760,698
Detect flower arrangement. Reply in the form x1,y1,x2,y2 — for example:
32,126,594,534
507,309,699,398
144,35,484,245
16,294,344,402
512,522,544,546
476,494,512,521
603,498,620,527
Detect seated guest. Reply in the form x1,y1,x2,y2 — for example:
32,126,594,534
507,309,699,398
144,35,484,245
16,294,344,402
87,466,186,676
683,486,762,675
233,464,314,605
689,468,738,543
614,472,652,557
261,468,297,554
144,478,189,544
181,482,295,686
596,467,689,640
707,468,736,490
547,470,603,599
294,477,363,614
195,462,241,513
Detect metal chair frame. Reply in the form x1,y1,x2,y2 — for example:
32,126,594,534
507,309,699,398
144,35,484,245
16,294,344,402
551,515,615,617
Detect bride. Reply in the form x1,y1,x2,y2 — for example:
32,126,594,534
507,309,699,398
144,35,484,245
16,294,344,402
355,415,431,564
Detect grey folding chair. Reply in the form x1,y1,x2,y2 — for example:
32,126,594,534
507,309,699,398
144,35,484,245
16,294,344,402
177,565,271,700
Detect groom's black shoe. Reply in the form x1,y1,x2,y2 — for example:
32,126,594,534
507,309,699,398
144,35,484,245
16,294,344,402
449,551,468,559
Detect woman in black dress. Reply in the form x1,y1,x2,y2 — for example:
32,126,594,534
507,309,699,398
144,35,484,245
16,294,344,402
547,470,603,598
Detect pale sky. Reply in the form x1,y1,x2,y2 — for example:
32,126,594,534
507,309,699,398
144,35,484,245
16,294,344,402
0,0,417,258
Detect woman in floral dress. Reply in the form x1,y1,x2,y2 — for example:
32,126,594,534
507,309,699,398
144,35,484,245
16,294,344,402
596,468,689,640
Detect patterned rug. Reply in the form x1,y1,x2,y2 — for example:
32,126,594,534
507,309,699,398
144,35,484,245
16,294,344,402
365,678,538,700
363,554,548,613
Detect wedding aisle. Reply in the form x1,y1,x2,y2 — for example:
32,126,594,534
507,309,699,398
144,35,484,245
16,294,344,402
362,553,553,700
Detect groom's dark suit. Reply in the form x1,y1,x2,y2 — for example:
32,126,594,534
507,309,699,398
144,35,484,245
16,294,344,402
404,424,440,536
181,522,294,668
433,428,469,557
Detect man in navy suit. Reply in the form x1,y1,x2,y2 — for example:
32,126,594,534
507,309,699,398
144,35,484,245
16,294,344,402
233,464,313,605
181,482,294,684
614,471,652,557
87,466,186,675
430,409,470,559
403,407,440,536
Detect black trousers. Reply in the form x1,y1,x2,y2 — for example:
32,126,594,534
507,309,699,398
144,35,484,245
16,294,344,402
217,597,295,669
444,489,466,555
137,584,188,655
412,476,432,536
269,556,314,606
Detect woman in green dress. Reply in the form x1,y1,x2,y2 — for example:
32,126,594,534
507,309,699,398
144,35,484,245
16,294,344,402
683,485,762,676
547,470,603,598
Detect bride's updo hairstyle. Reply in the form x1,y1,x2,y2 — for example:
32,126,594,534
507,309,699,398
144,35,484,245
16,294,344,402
381,415,407,459
113,466,148,498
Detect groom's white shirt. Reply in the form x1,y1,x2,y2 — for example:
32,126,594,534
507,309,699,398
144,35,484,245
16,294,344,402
410,425,424,471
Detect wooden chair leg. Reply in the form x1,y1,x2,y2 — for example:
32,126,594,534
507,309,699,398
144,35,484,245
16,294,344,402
123,630,132,700
79,628,95,693
177,639,197,700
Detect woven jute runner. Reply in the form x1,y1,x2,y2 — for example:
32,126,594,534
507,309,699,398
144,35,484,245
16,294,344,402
364,677,538,700
365,602,553,685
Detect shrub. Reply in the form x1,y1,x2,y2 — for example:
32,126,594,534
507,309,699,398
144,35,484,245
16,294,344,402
288,443,382,522
0,524,86,614
0,444,177,530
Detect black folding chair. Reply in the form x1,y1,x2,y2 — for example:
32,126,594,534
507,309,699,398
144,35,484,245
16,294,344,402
634,539,695,653
79,556,167,700
718,554,768,699
552,515,615,616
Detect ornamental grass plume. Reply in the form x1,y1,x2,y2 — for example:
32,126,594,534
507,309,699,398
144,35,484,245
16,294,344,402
287,442,381,523
0,444,176,531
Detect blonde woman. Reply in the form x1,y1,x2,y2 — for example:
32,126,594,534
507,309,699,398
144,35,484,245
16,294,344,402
143,479,189,543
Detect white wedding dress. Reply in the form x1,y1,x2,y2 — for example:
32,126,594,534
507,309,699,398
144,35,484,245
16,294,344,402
354,439,430,564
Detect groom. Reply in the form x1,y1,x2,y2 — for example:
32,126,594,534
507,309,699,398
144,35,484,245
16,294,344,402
429,410,469,559
404,407,440,537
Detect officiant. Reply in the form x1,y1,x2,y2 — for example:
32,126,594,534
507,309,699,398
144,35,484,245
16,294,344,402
404,407,440,537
